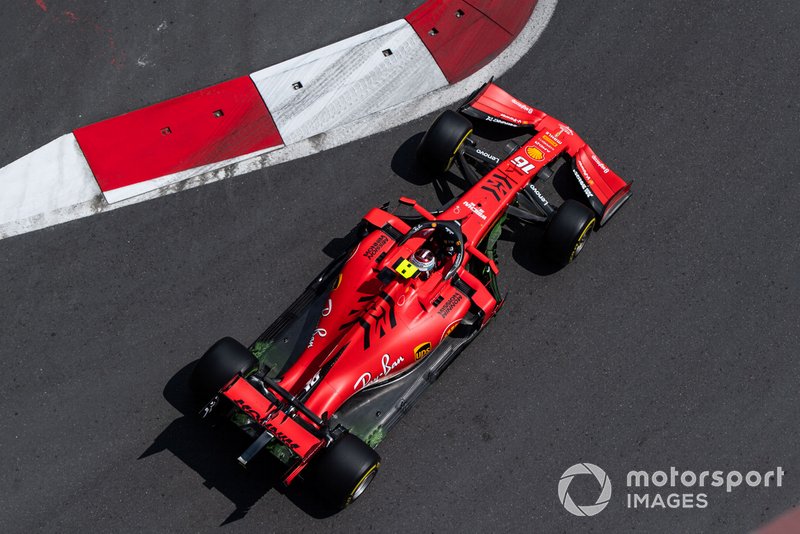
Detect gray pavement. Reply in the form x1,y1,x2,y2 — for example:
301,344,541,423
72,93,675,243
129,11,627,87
1,1,799,532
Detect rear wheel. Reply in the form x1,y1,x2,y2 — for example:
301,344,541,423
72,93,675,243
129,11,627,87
303,433,381,509
417,110,473,173
544,199,596,266
190,337,258,401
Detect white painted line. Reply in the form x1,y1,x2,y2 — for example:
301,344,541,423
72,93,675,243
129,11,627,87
0,133,102,237
251,20,448,144
0,0,558,240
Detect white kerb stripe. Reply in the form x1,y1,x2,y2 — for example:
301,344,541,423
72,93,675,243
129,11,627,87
0,133,101,228
251,19,448,145
0,1,558,239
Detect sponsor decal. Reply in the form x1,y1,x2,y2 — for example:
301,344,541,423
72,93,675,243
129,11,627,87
322,298,332,317
543,133,561,147
534,139,554,154
484,114,517,127
199,396,218,418
363,234,389,260
526,146,544,161
511,98,534,114
528,184,549,207
591,154,610,174
441,320,460,341
499,112,523,124
462,200,487,221
476,148,500,163
307,328,327,349
554,124,574,138
332,273,343,290
438,292,463,318
260,419,301,451
480,172,517,201
231,400,301,450
302,371,321,393
574,161,595,198
414,342,432,361
357,292,397,350
353,353,405,391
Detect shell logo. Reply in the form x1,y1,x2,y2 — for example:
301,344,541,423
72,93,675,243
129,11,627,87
526,146,544,161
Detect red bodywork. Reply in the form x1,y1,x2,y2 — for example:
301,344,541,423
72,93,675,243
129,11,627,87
464,83,632,224
219,83,631,483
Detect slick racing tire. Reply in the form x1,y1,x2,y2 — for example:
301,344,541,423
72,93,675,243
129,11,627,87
190,337,258,401
544,199,597,266
303,433,381,509
417,110,473,174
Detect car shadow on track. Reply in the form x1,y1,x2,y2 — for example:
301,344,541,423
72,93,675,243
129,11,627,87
391,132,472,206
392,133,563,277
141,363,340,524
506,222,562,276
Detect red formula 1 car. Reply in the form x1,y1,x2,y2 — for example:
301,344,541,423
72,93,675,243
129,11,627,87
188,82,631,508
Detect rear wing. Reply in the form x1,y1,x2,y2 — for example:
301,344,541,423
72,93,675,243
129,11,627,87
222,376,325,457
221,374,328,484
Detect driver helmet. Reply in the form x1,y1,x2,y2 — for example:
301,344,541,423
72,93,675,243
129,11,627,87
410,248,436,272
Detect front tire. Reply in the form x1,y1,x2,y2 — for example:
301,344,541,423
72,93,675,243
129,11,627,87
302,433,381,509
417,110,473,174
544,199,596,266
190,337,258,401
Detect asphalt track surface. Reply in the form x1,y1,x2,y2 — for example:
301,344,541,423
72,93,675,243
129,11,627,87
1,1,799,532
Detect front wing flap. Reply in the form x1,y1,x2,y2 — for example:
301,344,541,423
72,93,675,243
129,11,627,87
571,145,632,225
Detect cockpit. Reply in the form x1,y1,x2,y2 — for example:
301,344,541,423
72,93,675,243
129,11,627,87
398,221,464,281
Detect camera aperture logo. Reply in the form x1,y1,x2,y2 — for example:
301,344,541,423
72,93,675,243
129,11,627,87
559,463,785,516
558,463,612,517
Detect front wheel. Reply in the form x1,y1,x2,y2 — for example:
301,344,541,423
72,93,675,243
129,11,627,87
544,199,596,266
417,110,473,174
302,433,381,509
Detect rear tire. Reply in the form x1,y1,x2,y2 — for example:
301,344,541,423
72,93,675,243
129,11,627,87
544,199,596,266
303,433,381,509
190,337,258,401
417,110,473,173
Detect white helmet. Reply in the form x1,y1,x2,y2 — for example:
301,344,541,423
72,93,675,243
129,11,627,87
410,248,436,272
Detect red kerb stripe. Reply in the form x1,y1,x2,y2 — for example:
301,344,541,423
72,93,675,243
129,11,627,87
406,0,538,83
74,76,283,193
